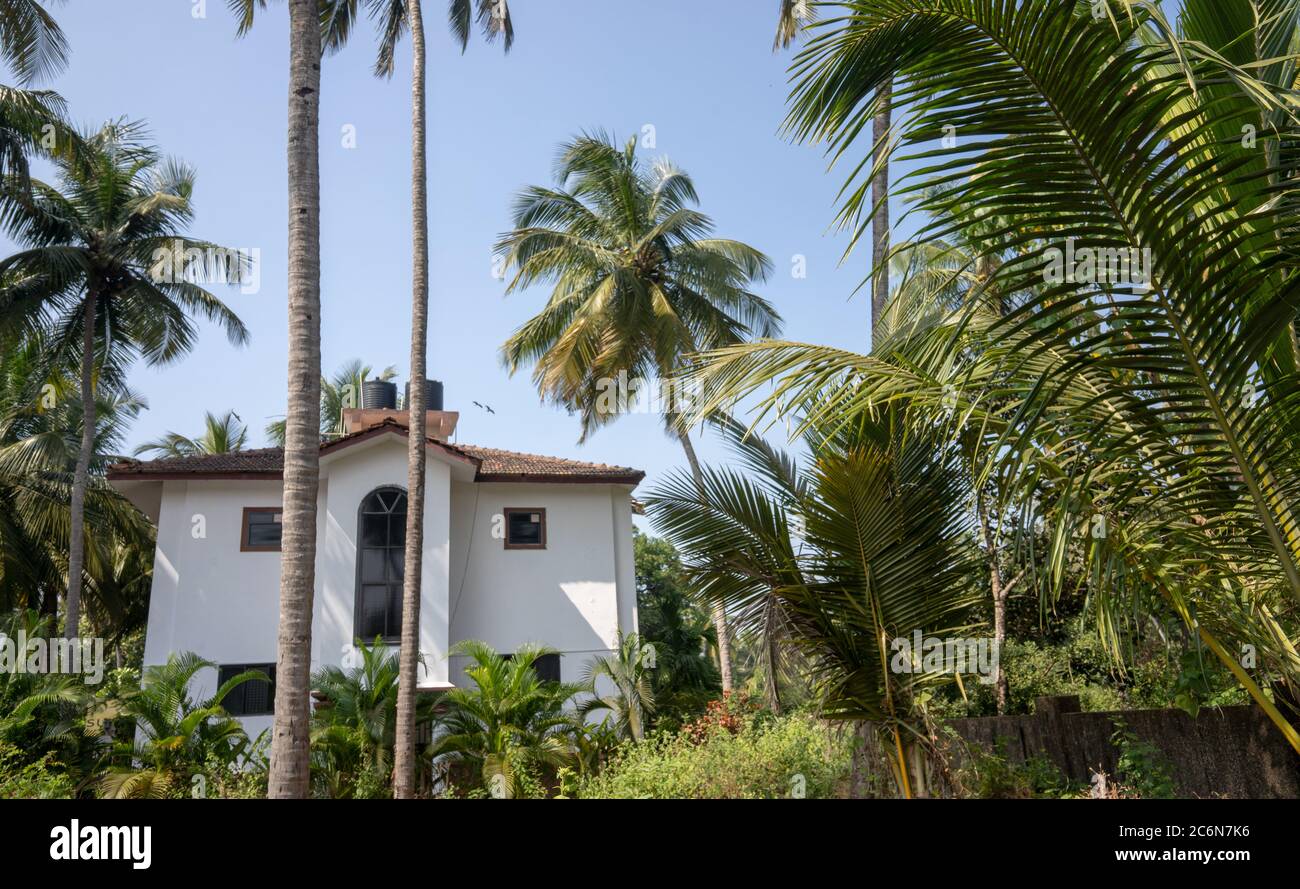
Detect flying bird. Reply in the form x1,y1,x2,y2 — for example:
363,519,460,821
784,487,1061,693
472,401,496,414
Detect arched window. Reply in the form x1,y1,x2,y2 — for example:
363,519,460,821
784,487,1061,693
355,487,407,641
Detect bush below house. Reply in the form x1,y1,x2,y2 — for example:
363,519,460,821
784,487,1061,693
576,712,852,799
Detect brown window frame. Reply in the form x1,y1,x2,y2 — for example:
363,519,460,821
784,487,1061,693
503,507,547,550
240,506,283,552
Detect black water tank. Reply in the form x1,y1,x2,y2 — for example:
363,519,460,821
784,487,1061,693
361,379,397,410
404,379,444,413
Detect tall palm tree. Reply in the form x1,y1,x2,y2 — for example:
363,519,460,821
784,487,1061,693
0,122,247,641
688,0,1300,753
774,0,891,341
229,0,326,798
134,409,248,459
0,0,68,86
0,328,151,629
497,132,782,693
340,0,513,798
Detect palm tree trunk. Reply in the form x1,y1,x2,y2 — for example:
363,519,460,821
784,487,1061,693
676,429,733,693
393,0,428,801
268,0,323,800
64,291,97,641
976,488,1009,714
870,81,891,345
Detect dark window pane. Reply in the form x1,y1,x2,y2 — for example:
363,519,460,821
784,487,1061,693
360,585,389,638
355,488,408,641
387,586,404,638
362,514,388,546
507,511,542,546
218,663,275,717
360,548,386,583
532,653,561,683
244,512,281,548
243,676,271,714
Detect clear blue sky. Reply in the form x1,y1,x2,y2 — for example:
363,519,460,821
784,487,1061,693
17,0,889,512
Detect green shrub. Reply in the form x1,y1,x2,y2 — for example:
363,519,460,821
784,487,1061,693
1111,720,1177,799
577,713,850,799
950,738,1084,799
0,744,75,799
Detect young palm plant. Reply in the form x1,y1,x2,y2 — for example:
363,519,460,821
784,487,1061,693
647,413,982,797
579,630,656,741
432,640,583,798
0,122,247,642
309,638,434,798
134,410,248,459
497,132,782,693
100,652,266,799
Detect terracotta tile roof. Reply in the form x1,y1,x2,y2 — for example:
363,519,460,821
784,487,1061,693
107,422,644,486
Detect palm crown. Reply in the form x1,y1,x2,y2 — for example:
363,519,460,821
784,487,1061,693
497,131,782,440
0,120,248,364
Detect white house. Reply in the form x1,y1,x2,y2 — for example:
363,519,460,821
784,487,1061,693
108,392,643,736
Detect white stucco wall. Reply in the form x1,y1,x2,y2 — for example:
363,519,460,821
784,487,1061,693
141,477,289,739
447,482,638,684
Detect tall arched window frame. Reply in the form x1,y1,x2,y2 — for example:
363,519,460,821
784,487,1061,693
354,486,407,642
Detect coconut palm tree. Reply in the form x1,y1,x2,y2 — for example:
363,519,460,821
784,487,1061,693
0,0,68,86
0,124,245,642
775,0,891,339
579,631,656,741
229,0,327,799
337,0,514,798
0,329,151,627
646,411,982,797
134,410,248,459
687,0,1300,753
431,640,582,798
497,132,782,693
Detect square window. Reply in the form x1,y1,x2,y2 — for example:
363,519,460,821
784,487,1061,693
218,663,275,716
504,508,546,549
241,508,282,552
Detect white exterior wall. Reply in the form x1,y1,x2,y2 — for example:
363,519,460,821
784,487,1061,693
133,433,638,731
447,482,638,684
141,478,288,738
